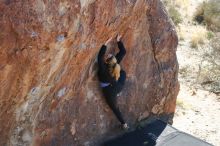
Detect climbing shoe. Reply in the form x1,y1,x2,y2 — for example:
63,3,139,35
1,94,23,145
122,123,129,131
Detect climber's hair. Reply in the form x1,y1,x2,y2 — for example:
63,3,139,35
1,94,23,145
106,55,121,81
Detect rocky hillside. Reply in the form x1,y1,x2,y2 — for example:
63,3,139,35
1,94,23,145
0,0,179,145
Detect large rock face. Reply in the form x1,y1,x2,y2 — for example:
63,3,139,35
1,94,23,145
0,0,179,145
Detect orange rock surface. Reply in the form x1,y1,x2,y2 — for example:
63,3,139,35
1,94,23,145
0,0,179,145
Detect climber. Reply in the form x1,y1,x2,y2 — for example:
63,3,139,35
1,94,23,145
97,34,129,130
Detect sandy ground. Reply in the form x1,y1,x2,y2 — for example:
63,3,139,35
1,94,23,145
173,25,220,146
173,32,220,146
173,83,220,145
172,1,220,144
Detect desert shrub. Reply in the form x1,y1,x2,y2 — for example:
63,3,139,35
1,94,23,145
197,36,220,93
194,0,220,31
194,2,205,24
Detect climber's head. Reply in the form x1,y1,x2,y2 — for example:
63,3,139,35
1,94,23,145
105,54,121,81
105,54,117,65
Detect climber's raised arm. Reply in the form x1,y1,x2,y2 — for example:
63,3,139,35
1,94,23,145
98,37,113,70
98,45,107,69
115,35,126,64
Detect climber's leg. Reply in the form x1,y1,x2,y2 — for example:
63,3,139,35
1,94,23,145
103,86,125,124
105,94,126,124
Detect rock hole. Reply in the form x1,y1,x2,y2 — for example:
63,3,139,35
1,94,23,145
44,45,50,51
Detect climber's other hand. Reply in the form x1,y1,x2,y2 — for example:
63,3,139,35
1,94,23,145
105,37,113,46
117,34,122,42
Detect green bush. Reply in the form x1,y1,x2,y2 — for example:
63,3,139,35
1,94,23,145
207,31,215,40
162,0,183,25
168,7,183,25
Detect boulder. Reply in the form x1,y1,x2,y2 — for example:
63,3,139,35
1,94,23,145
0,0,179,145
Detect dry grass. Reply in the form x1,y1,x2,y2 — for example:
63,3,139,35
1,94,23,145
176,25,187,40
163,0,189,9
190,26,208,48
176,99,185,109
176,98,192,110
